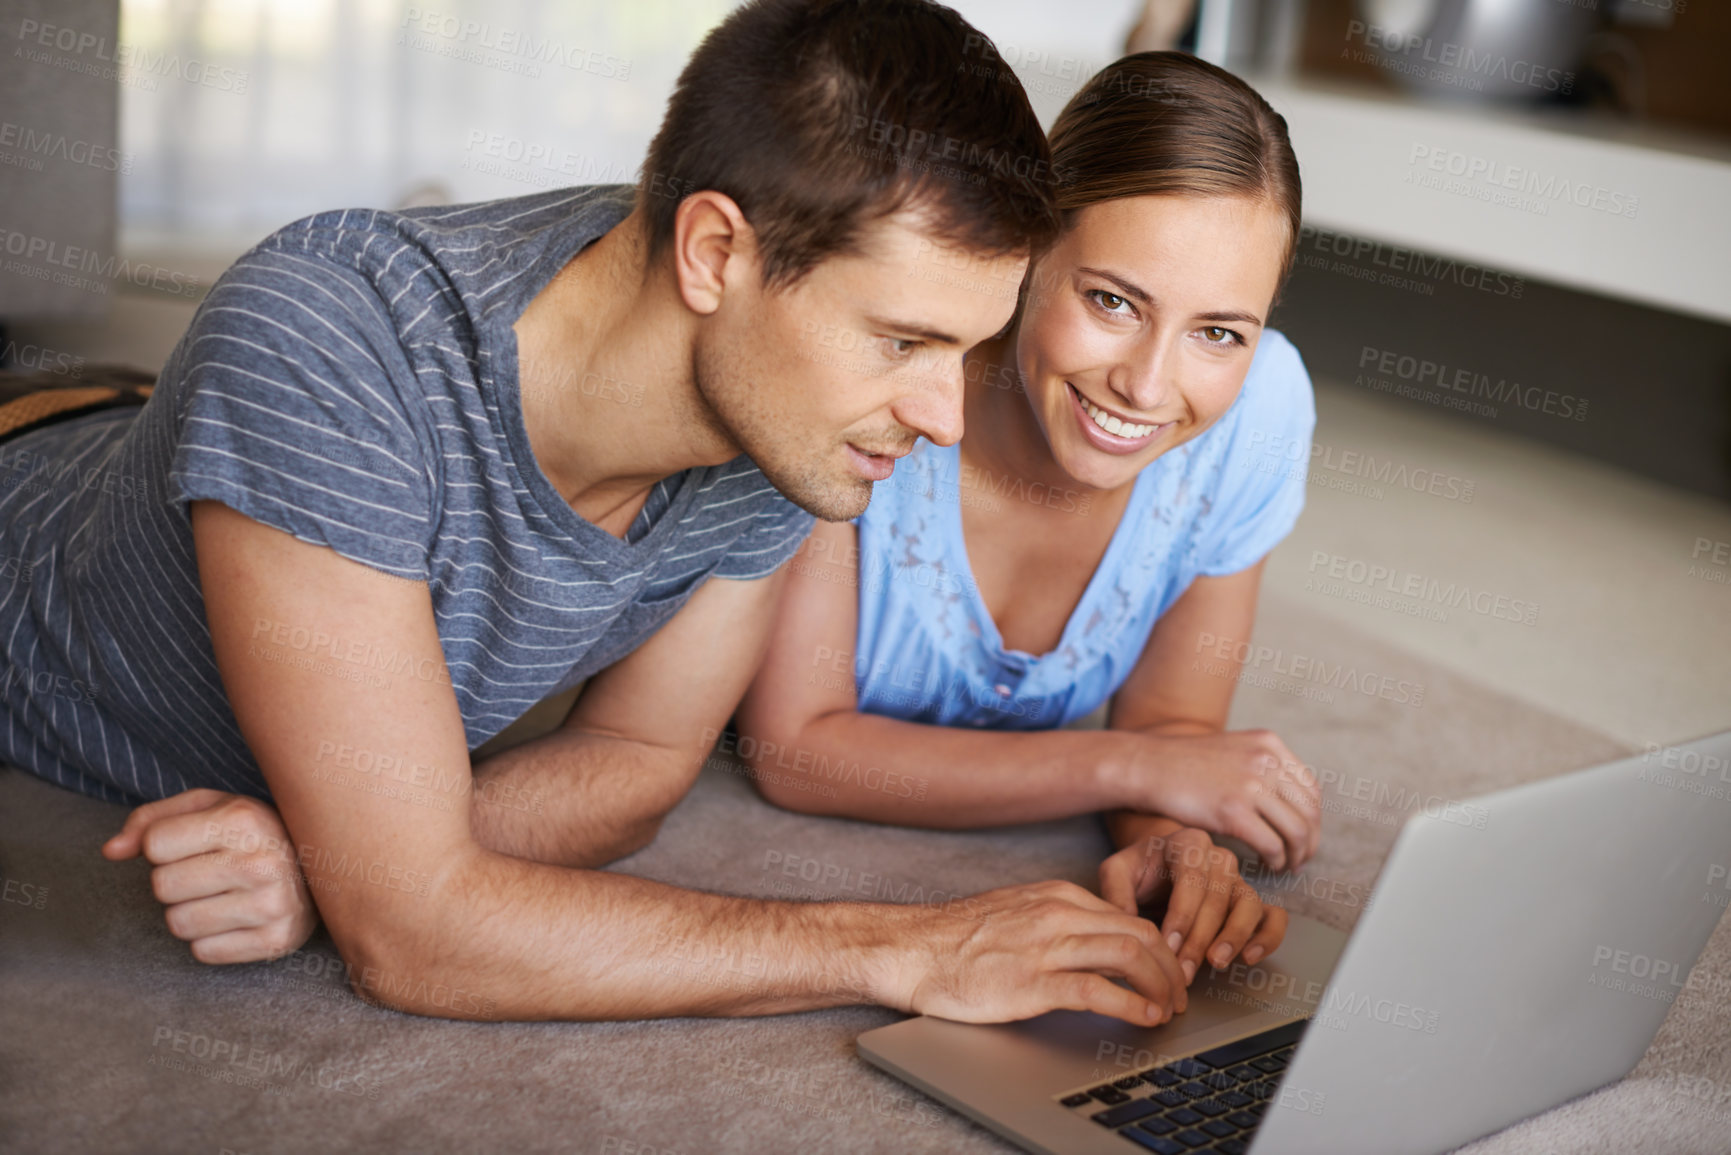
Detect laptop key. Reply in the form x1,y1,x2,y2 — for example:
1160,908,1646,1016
1251,1056,1285,1073
1061,1093,1093,1108
1227,1065,1259,1083
1138,1117,1177,1136
1092,1085,1131,1104
1173,1129,1211,1148
1150,1069,1183,1087
1168,1107,1203,1126
1092,1098,1163,1129
1121,1131,1185,1155
1201,1119,1236,1138
1179,1081,1213,1099
1115,1075,1146,1089
1218,1091,1253,1108
1227,1111,1259,1129
1154,1090,1188,1108
1218,1139,1250,1155
1194,1021,1309,1070
1192,1099,1230,1117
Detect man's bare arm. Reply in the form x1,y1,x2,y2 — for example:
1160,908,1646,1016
189,500,1187,1023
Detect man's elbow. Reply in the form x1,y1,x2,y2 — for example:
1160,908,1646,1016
332,928,502,1021
321,873,501,1020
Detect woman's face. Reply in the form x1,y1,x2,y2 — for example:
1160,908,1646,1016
1012,194,1290,493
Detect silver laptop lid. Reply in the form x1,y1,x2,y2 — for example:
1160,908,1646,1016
1250,730,1731,1154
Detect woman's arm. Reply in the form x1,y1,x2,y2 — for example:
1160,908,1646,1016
1104,559,1321,868
735,524,1318,866
735,520,1139,827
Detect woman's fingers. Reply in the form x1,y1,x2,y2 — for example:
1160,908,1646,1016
1219,800,1289,872
1099,846,1144,915
1259,741,1322,862
1149,831,1228,976
1254,788,1316,873
1202,880,1271,970
1170,856,1236,981
1240,903,1288,967
1099,837,1175,915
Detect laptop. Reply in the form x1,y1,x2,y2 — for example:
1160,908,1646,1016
859,730,1731,1154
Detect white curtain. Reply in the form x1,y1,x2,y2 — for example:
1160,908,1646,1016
119,0,741,240
119,0,1139,245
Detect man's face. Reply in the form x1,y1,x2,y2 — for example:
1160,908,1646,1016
693,209,1028,521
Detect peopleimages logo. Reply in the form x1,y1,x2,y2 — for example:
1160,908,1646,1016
1358,346,1588,422
398,9,631,80
1408,145,1639,220
0,227,202,299
0,121,130,174
1192,632,1427,708
14,19,250,93
1306,549,1540,627
1296,226,1524,299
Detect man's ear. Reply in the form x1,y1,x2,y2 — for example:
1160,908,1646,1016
671,191,759,316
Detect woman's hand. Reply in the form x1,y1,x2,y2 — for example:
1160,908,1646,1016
1099,821,1286,984
1115,729,1321,872
102,788,319,963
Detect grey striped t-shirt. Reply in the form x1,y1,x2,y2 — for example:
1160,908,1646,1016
0,185,813,804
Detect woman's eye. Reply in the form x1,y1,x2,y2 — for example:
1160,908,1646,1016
1202,326,1241,345
1089,289,1132,315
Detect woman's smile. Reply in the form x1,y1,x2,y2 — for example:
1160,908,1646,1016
1066,381,1172,455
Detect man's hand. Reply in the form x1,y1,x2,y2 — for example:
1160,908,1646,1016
883,880,1189,1028
1098,823,1287,984
1114,730,1321,872
102,788,318,963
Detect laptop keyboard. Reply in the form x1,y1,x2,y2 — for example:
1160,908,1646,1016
1056,1019,1308,1154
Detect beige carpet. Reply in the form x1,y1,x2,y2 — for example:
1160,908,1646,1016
1,590,1725,1154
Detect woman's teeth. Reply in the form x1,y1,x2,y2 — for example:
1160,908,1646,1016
1079,393,1157,439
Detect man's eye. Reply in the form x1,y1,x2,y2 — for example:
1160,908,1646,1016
885,337,919,358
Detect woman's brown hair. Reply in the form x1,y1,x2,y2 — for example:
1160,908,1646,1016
1048,52,1303,281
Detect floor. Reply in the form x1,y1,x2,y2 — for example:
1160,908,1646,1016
1270,376,1731,749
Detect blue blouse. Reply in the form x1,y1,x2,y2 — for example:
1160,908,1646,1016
852,328,1315,729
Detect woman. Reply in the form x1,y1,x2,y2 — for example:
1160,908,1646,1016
735,51,1322,984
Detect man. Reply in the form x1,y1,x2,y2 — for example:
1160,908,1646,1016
2,0,1190,1027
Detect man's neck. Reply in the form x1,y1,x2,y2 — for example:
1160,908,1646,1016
512,207,740,537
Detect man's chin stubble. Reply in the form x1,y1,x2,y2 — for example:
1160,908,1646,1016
762,463,873,522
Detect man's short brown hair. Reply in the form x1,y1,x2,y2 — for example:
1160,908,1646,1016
639,0,1060,289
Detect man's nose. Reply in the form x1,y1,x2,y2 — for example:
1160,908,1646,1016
893,352,967,448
